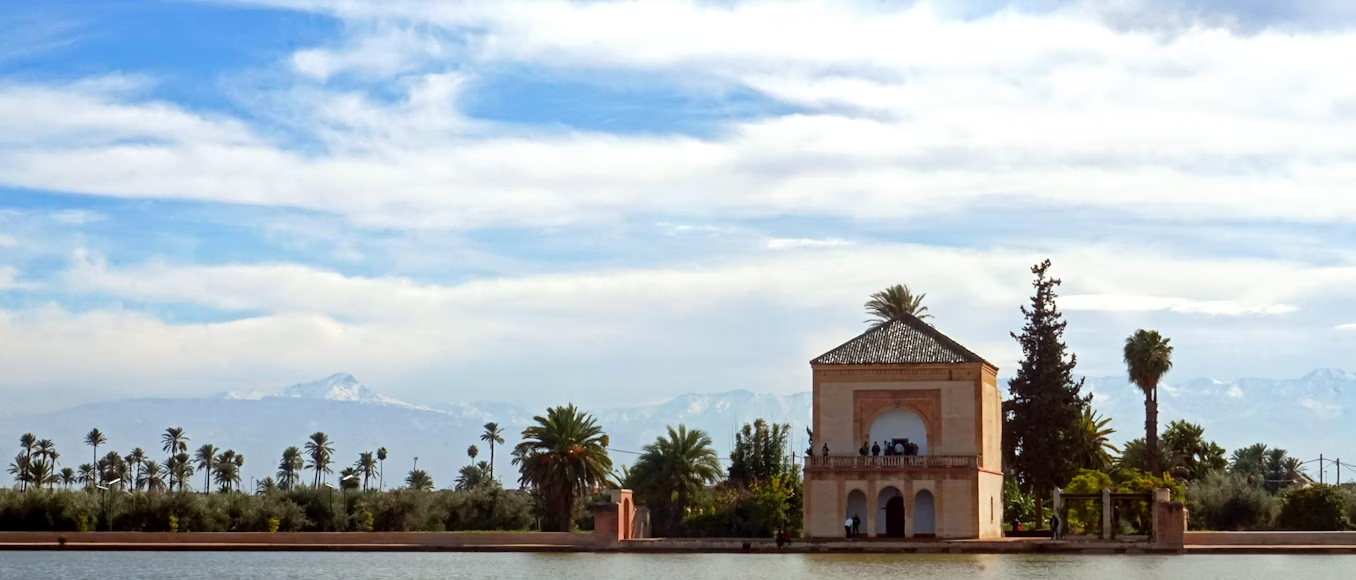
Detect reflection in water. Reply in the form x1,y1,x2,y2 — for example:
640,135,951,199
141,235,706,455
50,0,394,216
3,551,1354,580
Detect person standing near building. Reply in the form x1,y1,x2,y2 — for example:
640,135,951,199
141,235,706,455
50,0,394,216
845,516,853,539
851,514,861,538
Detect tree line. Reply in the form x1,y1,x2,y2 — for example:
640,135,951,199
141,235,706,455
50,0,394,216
9,263,1350,534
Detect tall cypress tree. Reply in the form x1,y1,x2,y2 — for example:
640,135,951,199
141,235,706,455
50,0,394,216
1003,259,1090,527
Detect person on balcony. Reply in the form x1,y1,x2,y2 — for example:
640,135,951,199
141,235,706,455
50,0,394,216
871,441,881,456
822,443,829,457
859,442,869,456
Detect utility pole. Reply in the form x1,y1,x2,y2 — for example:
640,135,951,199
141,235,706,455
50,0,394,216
1321,454,1325,484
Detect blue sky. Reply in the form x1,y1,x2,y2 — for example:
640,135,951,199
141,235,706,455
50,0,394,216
4,0,1356,414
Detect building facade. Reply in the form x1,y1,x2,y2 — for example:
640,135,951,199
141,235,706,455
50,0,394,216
803,314,1003,539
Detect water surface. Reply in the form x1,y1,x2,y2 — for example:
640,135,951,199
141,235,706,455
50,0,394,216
2,552,1352,580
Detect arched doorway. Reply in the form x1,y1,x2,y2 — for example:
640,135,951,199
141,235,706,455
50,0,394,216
914,489,936,537
868,407,929,455
845,490,866,537
877,486,904,538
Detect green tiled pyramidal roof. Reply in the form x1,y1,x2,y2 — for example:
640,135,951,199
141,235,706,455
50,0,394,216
811,314,991,366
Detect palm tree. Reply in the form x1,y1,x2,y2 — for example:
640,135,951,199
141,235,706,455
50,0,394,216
629,425,726,533
60,467,77,489
355,452,378,491
1230,442,1269,483
28,457,55,490
630,424,722,535
1248,447,1306,494
513,404,613,531
77,463,96,488
214,450,238,492
84,428,107,484
161,427,188,488
1124,329,1173,475
455,462,489,490
304,432,335,487
256,477,277,494
214,459,238,493
8,453,32,490
139,461,167,493
34,440,59,490
467,445,479,462
195,444,219,494
481,422,505,479
405,469,434,491
17,433,37,491
170,452,194,492
339,467,361,491
127,448,146,491
278,446,304,490
1161,420,1226,481
1071,408,1118,472
232,453,245,492
99,450,126,488
864,283,931,327
377,447,388,491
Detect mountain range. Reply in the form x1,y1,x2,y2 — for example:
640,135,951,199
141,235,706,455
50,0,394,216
2,369,1354,489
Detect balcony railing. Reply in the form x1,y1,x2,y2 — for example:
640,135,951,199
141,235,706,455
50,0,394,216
804,455,978,469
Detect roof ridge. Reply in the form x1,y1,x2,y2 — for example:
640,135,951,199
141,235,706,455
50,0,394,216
809,313,993,367
893,315,990,365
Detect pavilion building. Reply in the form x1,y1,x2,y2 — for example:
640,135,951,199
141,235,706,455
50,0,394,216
803,314,1003,539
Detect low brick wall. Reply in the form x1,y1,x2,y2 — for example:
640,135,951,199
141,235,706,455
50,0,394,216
0,531,592,548
1185,531,1356,546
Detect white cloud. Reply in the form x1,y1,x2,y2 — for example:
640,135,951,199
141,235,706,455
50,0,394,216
765,237,851,250
1,241,1342,402
0,266,24,289
1337,323,1356,331
0,233,15,248
50,210,103,225
656,222,735,236
4,3,1356,229
1061,294,1298,316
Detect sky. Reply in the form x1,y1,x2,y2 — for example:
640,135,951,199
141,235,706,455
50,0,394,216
4,0,1356,414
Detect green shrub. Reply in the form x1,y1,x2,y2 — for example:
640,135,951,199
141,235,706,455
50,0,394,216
1186,472,1278,530
1278,484,1350,531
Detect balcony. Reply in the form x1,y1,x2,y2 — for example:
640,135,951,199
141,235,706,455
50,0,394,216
804,455,977,470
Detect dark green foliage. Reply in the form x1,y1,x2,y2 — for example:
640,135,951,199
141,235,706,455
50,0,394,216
1004,260,1090,502
680,472,802,537
0,487,532,533
1278,484,1350,531
630,425,722,537
1185,472,1279,531
512,404,612,532
671,419,802,538
727,419,791,488
1160,421,1227,482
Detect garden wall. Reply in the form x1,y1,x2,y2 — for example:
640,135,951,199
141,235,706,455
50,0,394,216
1185,531,1356,546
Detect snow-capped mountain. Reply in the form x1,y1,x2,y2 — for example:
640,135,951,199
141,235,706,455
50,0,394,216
5,369,1356,490
223,373,428,410
1070,368,1356,465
